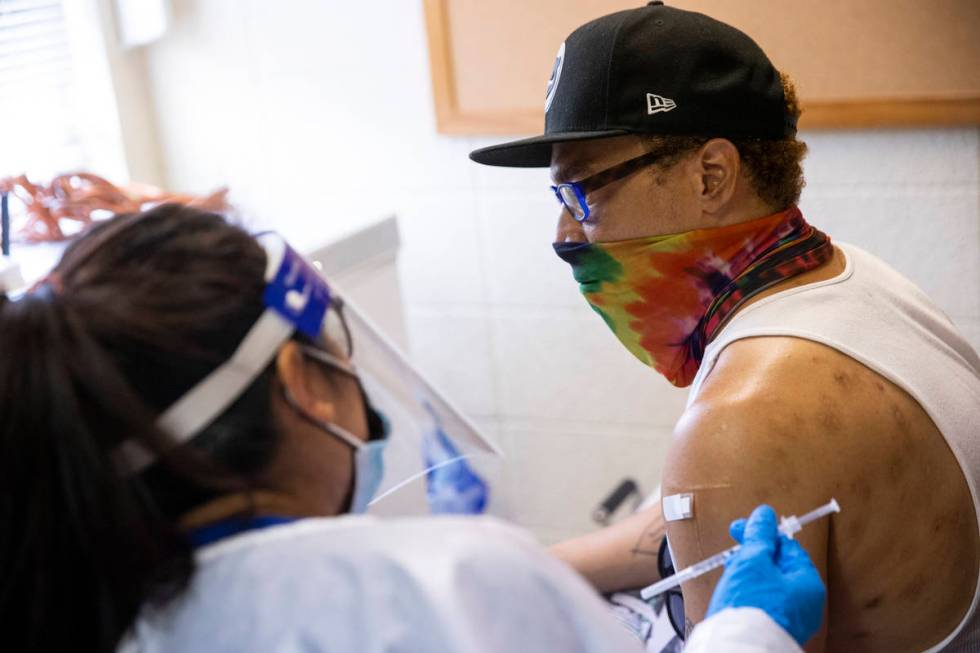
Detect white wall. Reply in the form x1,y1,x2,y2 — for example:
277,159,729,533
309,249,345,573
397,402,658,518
142,0,980,544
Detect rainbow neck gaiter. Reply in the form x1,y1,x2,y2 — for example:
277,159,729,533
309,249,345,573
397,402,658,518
553,207,833,387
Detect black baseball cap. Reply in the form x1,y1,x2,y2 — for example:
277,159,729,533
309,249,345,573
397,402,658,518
469,1,795,168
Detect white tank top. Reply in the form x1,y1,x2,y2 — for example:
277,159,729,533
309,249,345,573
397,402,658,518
688,243,980,653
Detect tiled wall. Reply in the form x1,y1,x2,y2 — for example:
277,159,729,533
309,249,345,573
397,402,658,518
144,1,980,544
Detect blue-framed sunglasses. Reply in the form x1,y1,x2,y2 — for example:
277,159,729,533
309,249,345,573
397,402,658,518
551,148,671,222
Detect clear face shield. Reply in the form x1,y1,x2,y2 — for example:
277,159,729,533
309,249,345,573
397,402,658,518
115,233,503,516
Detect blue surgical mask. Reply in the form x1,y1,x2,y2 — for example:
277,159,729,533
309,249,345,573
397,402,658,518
349,425,388,513
346,404,389,513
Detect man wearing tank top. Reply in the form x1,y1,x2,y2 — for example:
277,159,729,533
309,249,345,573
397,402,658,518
470,3,980,651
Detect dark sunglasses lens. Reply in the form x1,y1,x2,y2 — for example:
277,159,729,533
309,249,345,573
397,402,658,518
657,536,675,577
658,537,685,640
667,590,686,640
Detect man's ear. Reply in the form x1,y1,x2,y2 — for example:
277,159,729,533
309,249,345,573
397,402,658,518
276,341,336,424
696,139,740,214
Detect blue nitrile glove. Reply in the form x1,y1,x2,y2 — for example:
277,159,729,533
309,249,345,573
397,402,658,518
706,504,826,646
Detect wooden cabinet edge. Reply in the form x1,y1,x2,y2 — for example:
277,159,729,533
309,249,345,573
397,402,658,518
431,98,980,135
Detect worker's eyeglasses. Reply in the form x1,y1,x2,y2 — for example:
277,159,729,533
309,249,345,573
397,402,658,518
298,299,356,376
657,536,687,641
550,148,669,222
323,297,354,359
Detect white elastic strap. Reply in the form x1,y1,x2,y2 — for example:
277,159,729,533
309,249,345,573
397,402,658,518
114,309,294,473
281,385,364,451
662,493,694,522
300,345,358,378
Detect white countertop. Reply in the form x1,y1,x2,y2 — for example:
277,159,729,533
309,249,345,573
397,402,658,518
2,213,399,292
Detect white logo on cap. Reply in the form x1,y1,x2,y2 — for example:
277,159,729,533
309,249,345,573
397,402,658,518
646,93,677,115
544,41,566,113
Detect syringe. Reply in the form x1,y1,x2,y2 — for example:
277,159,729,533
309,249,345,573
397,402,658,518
639,498,840,600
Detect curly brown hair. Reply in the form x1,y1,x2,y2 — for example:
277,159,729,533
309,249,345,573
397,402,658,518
643,72,807,211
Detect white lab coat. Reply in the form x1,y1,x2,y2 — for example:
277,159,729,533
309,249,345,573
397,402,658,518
686,607,805,653
118,515,642,653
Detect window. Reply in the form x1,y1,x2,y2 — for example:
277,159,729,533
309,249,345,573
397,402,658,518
0,0,88,179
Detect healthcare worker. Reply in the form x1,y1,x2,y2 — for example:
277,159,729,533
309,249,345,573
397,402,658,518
0,205,639,653
0,204,822,653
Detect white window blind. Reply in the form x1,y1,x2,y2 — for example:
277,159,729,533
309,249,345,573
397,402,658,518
0,0,87,180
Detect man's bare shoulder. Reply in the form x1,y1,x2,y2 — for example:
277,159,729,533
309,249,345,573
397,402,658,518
661,336,850,646
664,335,890,534
703,334,885,398
685,335,897,447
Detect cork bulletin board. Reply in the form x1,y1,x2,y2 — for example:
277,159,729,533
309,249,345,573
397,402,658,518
423,0,980,134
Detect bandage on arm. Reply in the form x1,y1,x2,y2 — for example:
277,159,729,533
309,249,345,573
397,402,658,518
662,399,831,652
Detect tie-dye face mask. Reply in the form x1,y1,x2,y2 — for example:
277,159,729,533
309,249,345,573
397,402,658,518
553,208,832,387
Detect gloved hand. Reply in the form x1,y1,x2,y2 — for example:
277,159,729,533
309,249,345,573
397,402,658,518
706,504,826,646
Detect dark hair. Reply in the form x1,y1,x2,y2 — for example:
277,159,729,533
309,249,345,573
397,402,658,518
644,72,808,211
0,204,284,652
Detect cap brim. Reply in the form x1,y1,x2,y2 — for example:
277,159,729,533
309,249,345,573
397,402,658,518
468,129,631,168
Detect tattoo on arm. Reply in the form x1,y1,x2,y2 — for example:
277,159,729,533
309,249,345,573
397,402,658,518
631,521,662,558
685,617,695,639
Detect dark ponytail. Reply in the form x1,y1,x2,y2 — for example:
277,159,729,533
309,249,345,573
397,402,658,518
0,205,284,651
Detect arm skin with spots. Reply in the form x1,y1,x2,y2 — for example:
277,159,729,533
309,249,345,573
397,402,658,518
663,339,836,653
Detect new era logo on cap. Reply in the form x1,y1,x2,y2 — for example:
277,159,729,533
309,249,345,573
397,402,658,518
545,42,566,113
646,93,677,115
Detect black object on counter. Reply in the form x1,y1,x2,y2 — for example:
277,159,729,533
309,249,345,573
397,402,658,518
1,192,9,256
593,478,641,525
